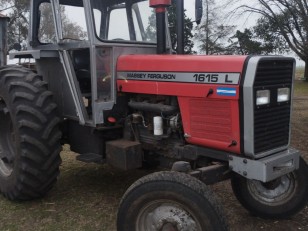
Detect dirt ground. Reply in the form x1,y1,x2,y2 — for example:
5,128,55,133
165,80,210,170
0,81,307,231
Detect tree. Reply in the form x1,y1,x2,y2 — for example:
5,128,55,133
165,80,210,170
0,0,29,50
253,17,290,54
145,11,157,42
168,0,194,54
227,28,279,55
233,0,308,79
195,0,235,54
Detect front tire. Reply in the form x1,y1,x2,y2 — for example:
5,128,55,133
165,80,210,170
0,66,62,200
231,157,308,219
117,171,228,231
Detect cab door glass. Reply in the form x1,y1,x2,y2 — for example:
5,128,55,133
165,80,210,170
93,9,102,37
38,3,56,43
132,10,142,41
132,1,157,43
59,2,88,41
96,48,112,102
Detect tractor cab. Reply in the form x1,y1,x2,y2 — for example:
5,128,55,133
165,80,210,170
12,0,178,126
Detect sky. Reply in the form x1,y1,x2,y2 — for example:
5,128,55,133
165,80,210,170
184,1,195,20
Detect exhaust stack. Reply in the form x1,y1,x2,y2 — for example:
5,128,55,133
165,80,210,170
150,0,171,54
176,0,184,54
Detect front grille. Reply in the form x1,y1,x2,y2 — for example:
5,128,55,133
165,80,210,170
253,59,293,155
254,60,293,87
254,105,290,153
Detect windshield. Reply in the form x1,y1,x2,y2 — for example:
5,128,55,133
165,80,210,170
90,0,157,43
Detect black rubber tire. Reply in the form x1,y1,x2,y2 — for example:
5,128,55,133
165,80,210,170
231,157,308,219
0,66,62,201
117,171,228,231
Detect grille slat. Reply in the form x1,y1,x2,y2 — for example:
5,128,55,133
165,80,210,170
253,59,293,155
255,117,290,126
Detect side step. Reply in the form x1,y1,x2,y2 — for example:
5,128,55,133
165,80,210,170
76,153,104,164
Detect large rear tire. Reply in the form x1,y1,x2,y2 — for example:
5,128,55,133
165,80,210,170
117,171,228,231
0,66,62,200
231,157,308,219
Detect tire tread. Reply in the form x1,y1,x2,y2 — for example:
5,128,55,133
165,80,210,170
0,66,62,201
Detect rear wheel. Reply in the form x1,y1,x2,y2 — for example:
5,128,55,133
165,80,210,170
0,66,62,200
117,171,228,231
231,157,308,219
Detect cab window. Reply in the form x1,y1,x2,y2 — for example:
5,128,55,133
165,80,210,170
91,0,157,43
38,0,88,44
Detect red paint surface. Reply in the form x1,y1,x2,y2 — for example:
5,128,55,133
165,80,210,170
116,54,247,154
150,0,172,7
155,7,167,13
117,55,246,73
178,97,240,154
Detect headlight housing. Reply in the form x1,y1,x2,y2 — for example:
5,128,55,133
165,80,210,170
277,88,290,102
256,90,270,105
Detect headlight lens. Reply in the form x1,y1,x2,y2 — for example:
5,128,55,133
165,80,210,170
277,88,290,102
256,90,270,105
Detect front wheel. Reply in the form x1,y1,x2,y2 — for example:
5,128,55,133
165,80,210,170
231,157,308,219
117,171,228,231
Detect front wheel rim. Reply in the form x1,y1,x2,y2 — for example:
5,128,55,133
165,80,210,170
136,199,202,231
247,174,297,206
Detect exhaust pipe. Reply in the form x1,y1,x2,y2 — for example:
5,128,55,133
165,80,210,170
176,0,184,54
150,0,171,54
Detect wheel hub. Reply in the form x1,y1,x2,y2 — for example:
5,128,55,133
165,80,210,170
136,200,202,231
247,174,297,205
161,223,178,231
262,178,281,190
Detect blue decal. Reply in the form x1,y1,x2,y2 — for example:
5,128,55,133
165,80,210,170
217,88,237,96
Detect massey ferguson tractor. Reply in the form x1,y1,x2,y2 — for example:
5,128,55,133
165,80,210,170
0,0,307,230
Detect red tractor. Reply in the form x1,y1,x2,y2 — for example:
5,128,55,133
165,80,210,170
0,0,307,230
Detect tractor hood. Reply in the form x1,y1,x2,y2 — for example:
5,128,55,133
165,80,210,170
116,54,247,97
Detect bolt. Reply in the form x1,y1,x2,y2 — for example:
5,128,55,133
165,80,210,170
243,171,247,176
243,159,247,164
229,156,233,161
3,107,9,114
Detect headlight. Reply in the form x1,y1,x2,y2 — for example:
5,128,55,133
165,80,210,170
277,88,290,102
256,90,270,105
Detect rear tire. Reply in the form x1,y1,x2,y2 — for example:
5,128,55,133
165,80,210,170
0,66,62,200
231,157,308,219
117,171,228,231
